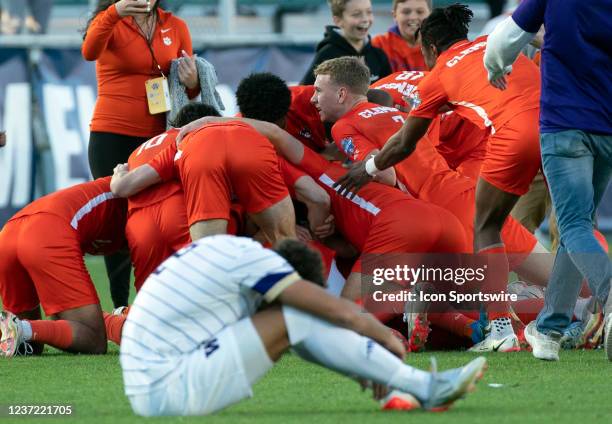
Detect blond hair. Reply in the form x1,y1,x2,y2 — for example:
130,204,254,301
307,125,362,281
314,57,371,95
328,0,352,17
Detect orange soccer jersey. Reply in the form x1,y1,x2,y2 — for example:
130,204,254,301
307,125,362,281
409,36,541,195
286,147,467,260
370,72,488,180
331,102,536,256
126,128,190,290
150,121,289,226
0,178,127,315
332,102,474,201
372,29,427,72
285,85,329,152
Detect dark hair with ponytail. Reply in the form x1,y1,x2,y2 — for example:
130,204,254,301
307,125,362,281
418,4,473,53
81,0,161,39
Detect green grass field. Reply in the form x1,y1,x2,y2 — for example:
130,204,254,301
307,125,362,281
0,257,610,424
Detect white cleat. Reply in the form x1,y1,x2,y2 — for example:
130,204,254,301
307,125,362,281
605,315,612,362
468,332,520,353
524,321,561,361
0,311,24,358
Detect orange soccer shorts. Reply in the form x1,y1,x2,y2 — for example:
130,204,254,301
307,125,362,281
0,214,99,316
126,192,190,291
480,108,541,196
179,130,289,226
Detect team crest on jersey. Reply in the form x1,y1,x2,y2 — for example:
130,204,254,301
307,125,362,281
299,127,312,139
408,90,422,109
163,36,172,46
341,137,355,157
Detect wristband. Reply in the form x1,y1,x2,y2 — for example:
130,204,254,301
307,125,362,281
365,156,380,176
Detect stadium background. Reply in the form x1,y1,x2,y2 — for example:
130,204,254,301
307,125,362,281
0,0,611,232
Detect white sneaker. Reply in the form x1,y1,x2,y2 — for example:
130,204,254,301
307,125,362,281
468,331,520,352
524,321,561,361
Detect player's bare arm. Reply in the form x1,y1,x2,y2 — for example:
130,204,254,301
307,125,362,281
293,175,334,238
0,131,6,147
110,163,161,198
278,280,406,359
364,150,397,187
333,116,431,198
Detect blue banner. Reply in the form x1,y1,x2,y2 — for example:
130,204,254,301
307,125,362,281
0,49,33,224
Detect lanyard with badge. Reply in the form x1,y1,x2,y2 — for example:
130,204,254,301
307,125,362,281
137,13,172,115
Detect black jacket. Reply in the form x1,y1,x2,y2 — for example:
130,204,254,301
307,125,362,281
301,26,392,85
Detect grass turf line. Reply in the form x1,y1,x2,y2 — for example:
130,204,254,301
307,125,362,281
0,257,610,424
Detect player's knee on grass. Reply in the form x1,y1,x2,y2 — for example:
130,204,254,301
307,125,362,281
55,304,107,354
190,219,228,241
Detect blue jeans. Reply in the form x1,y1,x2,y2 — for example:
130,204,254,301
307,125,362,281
536,130,612,334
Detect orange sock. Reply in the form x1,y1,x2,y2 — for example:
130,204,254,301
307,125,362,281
103,312,126,345
29,320,73,350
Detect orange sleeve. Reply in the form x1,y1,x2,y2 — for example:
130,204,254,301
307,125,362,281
148,143,178,182
81,5,123,61
409,72,448,120
332,120,377,162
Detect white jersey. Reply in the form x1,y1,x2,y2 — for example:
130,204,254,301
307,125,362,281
120,235,299,395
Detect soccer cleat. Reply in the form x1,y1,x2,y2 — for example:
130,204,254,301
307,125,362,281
0,311,24,358
421,356,487,411
112,306,130,317
468,332,520,353
604,286,612,361
560,321,584,350
605,314,612,362
468,317,520,353
468,310,489,345
524,321,561,361
380,390,421,411
403,282,434,352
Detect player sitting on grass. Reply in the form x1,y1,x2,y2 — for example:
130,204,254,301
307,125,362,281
120,235,487,416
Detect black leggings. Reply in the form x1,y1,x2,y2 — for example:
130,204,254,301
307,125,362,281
88,131,150,307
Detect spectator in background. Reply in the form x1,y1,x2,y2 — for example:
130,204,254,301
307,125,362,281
301,0,391,85
485,0,612,362
0,0,53,34
81,0,199,308
371,0,431,72
485,0,506,19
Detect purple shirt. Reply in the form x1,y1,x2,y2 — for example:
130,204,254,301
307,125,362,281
513,0,612,134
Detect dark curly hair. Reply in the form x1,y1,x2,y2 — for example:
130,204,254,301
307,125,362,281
236,73,292,124
418,4,473,53
170,103,221,128
273,239,325,287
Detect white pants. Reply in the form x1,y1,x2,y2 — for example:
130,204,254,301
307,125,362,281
127,318,272,416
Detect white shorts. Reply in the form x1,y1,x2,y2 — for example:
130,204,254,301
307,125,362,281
127,318,272,416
